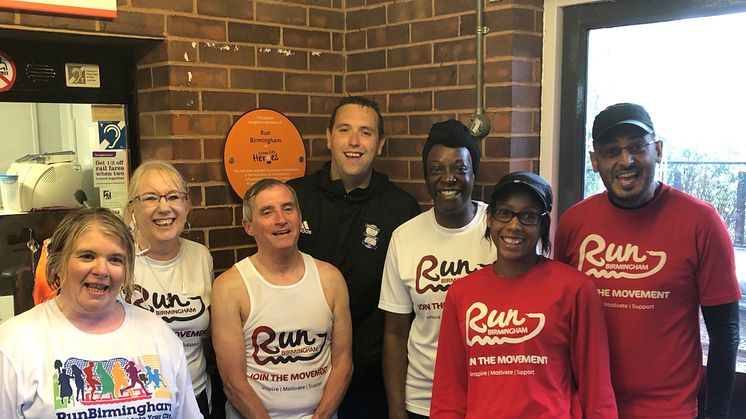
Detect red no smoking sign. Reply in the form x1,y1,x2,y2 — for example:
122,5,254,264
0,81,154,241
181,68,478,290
0,51,16,92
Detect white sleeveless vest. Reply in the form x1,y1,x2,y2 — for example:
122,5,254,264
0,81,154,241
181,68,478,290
226,252,334,419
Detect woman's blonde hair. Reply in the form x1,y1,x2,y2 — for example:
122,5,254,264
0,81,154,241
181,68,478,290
46,207,136,299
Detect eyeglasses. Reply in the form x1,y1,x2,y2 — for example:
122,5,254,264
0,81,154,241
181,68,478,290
493,208,546,226
596,141,658,159
131,192,188,207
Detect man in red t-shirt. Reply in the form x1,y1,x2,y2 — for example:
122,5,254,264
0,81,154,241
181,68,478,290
554,103,741,419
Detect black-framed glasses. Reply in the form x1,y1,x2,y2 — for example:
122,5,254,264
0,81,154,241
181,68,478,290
131,191,188,207
596,140,658,159
493,208,546,226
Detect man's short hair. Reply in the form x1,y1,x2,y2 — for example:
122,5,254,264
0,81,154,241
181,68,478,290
242,179,300,222
328,96,384,140
421,119,481,178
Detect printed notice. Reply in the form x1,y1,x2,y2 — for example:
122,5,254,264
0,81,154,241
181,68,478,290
93,150,127,187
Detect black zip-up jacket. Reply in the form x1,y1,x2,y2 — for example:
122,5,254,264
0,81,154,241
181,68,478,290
287,162,421,367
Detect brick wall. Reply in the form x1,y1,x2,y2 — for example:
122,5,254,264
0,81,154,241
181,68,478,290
0,0,543,271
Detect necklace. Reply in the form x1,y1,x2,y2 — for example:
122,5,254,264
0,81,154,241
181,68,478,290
137,245,187,296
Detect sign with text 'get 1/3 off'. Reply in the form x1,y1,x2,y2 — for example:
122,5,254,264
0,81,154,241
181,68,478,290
224,108,306,198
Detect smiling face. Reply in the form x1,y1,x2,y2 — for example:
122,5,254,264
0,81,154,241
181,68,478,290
58,225,127,317
426,144,475,226
327,104,385,191
128,169,190,257
590,128,662,208
489,190,542,275
243,184,301,252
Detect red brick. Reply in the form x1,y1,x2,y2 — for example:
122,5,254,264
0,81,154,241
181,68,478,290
410,113,455,135
202,91,257,112
411,16,458,42
475,161,510,183
102,11,165,37
373,160,410,180
211,249,237,271
346,6,385,30
137,67,152,89
139,90,198,112
345,74,367,93
386,137,424,157
345,31,366,51
197,0,253,20
183,230,206,246
485,85,541,109
387,45,431,68
209,226,254,248
483,7,537,33
139,114,155,137
434,88,475,111
256,2,306,26
485,136,539,159
385,115,409,136
187,185,203,207
167,15,226,41
200,43,255,66
398,179,429,202
310,52,344,72
175,162,225,183
411,65,457,88
132,0,192,12
310,96,340,115
20,12,97,32
257,49,308,70
284,28,331,50
191,207,234,228
368,69,409,91
434,0,472,16
388,0,432,24
486,33,542,58
289,116,327,137
310,8,344,30
259,94,309,113
231,69,284,90
204,138,227,160
228,22,281,45
389,92,431,112
367,23,409,48
434,38,475,63
205,185,242,206
334,75,343,93
348,50,385,72
155,114,232,137
169,66,229,89
310,138,331,158
286,73,334,93
332,33,344,51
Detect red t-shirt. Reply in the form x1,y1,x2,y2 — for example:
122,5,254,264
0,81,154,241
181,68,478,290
554,184,741,418
431,258,617,418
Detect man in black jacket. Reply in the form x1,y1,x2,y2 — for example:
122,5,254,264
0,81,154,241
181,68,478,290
287,96,420,418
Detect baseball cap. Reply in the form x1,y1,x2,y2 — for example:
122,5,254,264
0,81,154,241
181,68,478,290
591,103,654,143
491,171,553,214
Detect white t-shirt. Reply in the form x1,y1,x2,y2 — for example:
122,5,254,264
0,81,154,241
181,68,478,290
130,238,213,396
0,299,200,418
379,201,495,415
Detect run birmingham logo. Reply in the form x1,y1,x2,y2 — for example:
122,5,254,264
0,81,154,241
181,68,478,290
578,234,667,280
300,220,312,235
415,255,487,294
130,285,206,323
252,326,328,365
466,302,545,346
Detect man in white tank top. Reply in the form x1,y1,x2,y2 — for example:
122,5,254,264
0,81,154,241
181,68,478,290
212,179,353,419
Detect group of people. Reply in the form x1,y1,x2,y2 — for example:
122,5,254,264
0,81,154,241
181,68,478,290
0,98,740,419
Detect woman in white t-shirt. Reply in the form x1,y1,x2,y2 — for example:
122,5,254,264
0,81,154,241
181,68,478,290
379,120,495,419
0,208,200,418
125,160,215,418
